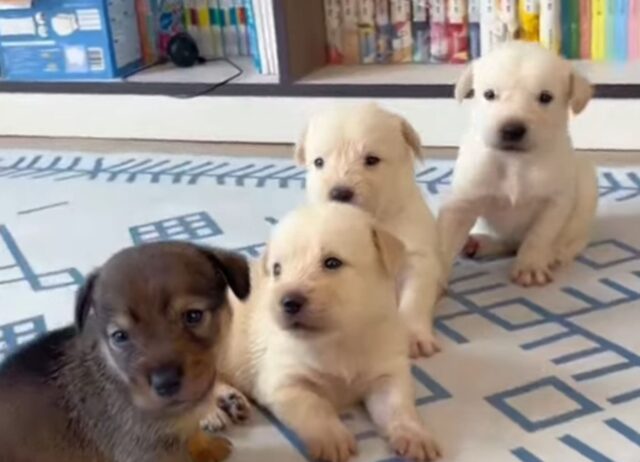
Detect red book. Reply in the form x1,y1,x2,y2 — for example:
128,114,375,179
580,0,592,59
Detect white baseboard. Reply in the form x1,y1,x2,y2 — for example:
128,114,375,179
1,93,639,150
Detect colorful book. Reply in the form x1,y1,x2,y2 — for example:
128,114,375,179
220,0,240,56
468,0,480,59
412,0,430,63
342,0,360,64
591,0,606,60
612,0,628,60
390,0,413,63
195,0,216,59
501,0,519,39
447,0,469,63
324,0,343,64
375,0,393,63
209,0,225,58
561,0,580,59
358,0,377,63
479,0,497,56
235,0,249,56
430,0,447,62
245,0,262,72
264,0,279,73
539,0,560,53
580,0,592,58
135,0,160,65
630,0,640,59
519,0,540,42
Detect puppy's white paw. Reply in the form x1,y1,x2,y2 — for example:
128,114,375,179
202,384,252,432
408,327,441,358
511,255,554,287
389,420,442,461
302,421,357,462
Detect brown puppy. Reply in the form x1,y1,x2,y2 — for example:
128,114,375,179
0,242,250,462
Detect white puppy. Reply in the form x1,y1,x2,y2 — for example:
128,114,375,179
295,103,444,357
217,203,441,462
438,41,598,286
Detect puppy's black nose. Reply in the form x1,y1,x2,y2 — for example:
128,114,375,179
500,121,527,143
281,292,307,315
150,365,183,398
329,187,354,203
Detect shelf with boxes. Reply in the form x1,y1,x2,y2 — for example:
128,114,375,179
0,0,640,98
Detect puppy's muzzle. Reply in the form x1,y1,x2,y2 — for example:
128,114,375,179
149,364,184,398
498,120,528,151
329,186,355,203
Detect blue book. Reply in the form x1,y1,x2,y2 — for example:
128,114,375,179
613,0,629,60
245,0,262,72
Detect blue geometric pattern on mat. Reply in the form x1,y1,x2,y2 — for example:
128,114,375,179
576,239,640,270
0,315,47,362
259,364,451,461
0,225,83,291
3,155,638,201
486,376,602,432
437,267,640,408
130,212,223,245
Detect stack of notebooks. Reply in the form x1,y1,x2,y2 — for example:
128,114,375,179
323,0,640,64
136,0,278,74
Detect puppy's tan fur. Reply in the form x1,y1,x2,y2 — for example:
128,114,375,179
439,41,598,286
216,203,441,462
295,103,444,357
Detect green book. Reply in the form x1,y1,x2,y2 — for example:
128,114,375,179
561,0,581,59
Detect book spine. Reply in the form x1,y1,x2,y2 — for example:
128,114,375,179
375,0,393,63
468,0,480,59
359,0,377,63
580,0,592,58
539,0,560,52
412,0,430,63
220,0,240,56
479,0,497,56
235,0,249,56
630,0,640,59
342,0,361,64
430,0,447,62
264,0,279,73
613,0,628,60
324,0,344,64
209,0,225,58
196,0,215,59
591,0,606,60
447,0,469,63
246,0,264,72
390,0,413,63
519,0,540,43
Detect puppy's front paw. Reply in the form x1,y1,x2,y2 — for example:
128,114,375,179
188,431,233,462
302,421,357,462
408,327,441,358
389,421,441,462
202,384,251,432
511,255,554,287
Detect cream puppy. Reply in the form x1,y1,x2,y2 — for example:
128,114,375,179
295,103,444,357
217,203,441,462
439,41,598,286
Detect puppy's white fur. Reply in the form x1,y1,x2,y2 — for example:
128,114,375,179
295,103,444,357
439,41,598,286
217,203,441,462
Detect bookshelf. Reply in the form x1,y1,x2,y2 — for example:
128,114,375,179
1,0,640,149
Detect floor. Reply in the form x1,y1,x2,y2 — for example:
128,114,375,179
0,142,639,462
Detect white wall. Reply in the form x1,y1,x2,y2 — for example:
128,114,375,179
1,93,639,150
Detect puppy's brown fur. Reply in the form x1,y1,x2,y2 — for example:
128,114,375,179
0,242,250,462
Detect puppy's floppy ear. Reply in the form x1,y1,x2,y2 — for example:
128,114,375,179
569,70,593,115
293,124,308,166
199,247,251,300
455,64,474,103
372,226,406,275
75,271,99,331
398,115,423,159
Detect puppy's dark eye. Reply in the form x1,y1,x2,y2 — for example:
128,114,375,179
110,330,129,347
183,309,205,327
484,89,497,101
273,262,282,277
364,155,381,167
313,158,324,169
538,91,554,105
323,257,343,270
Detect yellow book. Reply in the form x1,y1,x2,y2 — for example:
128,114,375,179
518,0,540,42
591,0,606,60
